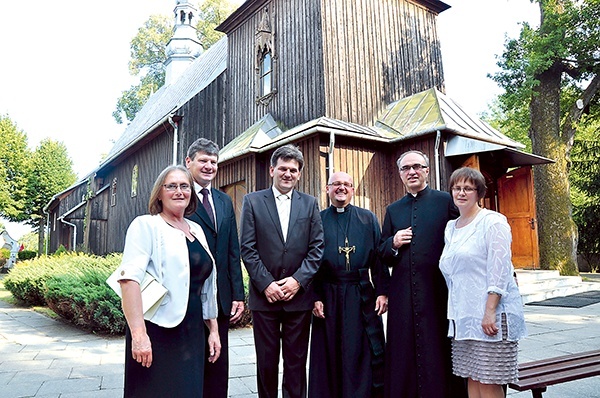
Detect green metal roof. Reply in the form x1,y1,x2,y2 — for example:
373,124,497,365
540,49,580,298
376,88,524,148
219,88,526,163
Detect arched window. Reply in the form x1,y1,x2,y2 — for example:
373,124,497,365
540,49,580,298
259,51,273,97
255,6,276,105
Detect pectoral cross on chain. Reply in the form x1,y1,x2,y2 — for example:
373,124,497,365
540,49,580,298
339,237,356,271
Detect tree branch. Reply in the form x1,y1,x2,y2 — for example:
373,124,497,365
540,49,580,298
561,72,600,146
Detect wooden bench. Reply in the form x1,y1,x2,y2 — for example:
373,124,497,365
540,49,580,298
508,349,600,397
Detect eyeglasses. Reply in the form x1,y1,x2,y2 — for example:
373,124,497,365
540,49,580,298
328,181,354,188
399,164,428,172
163,183,192,192
451,186,476,194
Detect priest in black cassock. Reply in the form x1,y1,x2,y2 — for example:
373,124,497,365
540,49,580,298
379,150,467,398
308,171,387,398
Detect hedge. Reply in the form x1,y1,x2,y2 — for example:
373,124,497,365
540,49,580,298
4,253,125,334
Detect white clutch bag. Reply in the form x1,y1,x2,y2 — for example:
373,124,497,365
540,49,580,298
106,270,168,319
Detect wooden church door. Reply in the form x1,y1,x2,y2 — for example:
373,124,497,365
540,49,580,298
497,166,540,269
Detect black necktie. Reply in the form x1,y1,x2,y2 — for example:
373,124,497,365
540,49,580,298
200,188,215,227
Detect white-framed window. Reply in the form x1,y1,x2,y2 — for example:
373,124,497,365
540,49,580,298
259,51,273,97
131,165,138,198
110,178,118,207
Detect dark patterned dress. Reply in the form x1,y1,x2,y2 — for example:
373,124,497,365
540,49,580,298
124,238,212,397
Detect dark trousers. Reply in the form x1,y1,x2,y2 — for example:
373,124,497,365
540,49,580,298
252,310,312,398
204,313,230,398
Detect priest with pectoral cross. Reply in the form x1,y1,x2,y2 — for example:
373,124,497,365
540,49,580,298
308,172,388,398
339,237,355,271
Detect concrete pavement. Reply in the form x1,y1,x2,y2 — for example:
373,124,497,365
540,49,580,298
0,298,258,398
2,280,600,397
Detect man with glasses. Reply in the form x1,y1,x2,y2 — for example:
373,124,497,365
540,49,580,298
379,150,466,398
308,171,387,398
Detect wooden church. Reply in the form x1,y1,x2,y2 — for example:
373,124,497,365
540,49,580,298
45,0,551,269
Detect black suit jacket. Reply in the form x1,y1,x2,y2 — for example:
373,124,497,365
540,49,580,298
188,188,245,316
240,188,324,312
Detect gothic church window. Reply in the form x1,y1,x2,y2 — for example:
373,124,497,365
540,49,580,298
259,51,273,97
255,6,276,105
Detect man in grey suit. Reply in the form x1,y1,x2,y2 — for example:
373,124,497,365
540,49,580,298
185,138,245,398
240,144,324,398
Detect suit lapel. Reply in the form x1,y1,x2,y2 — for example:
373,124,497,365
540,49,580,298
195,190,216,232
212,188,224,231
263,189,285,244
288,191,301,238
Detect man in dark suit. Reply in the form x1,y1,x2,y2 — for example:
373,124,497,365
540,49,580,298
379,150,466,398
240,144,324,398
185,138,245,398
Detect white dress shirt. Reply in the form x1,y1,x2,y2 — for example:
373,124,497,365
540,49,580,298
272,186,291,242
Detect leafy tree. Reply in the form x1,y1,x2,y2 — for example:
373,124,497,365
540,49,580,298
197,0,237,48
20,231,39,252
491,0,600,275
482,99,532,153
26,139,77,253
113,1,236,124
0,115,31,222
571,114,600,270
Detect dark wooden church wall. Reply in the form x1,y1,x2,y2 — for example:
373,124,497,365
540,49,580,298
317,138,391,223
177,74,228,159
321,0,445,126
46,184,88,252
48,208,63,253
87,189,109,255
217,137,323,197
295,137,325,199
217,155,256,193
57,185,87,217
387,134,455,199
102,130,173,254
225,0,327,137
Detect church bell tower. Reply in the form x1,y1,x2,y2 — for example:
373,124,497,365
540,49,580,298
164,0,203,85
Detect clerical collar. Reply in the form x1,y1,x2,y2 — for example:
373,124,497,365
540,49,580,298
333,204,351,213
408,185,429,197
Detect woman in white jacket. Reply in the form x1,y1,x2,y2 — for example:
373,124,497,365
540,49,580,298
439,167,526,398
116,165,219,397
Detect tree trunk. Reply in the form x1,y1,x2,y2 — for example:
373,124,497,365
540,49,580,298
529,63,579,275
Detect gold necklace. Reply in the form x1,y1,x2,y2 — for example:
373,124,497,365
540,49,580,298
160,214,190,234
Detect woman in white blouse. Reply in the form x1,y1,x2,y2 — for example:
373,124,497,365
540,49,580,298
116,165,220,397
439,167,526,398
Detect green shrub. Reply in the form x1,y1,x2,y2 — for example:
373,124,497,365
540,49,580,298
0,248,10,260
18,250,37,261
3,252,121,306
45,256,125,335
3,256,63,305
54,245,67,256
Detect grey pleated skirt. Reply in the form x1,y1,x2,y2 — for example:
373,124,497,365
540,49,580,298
451,314,519,384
